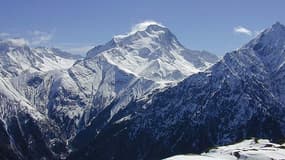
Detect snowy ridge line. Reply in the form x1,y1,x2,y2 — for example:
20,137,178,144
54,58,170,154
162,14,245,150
165,139,285,160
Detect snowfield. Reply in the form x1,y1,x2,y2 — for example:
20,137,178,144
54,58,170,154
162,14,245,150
165,139,285,160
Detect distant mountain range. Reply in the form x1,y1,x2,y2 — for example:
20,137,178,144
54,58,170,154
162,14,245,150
1,21,285,160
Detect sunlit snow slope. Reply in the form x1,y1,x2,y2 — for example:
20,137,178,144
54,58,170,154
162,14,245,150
165,139,285,160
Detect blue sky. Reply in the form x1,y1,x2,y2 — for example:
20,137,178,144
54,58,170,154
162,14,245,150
0,0,284,55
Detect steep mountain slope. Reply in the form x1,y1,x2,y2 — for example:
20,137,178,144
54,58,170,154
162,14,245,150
87,21,218,83
0,39,79,77
65,22,218,136
12,21,218,141
165,139,285,160
0,21,218,159
0,76,65,160
69,22,285,160
0,40,81,159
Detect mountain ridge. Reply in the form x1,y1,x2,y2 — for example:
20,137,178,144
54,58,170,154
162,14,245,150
0,21,251,160
69,22,285,160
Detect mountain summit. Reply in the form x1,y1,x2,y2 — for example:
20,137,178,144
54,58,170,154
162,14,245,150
245,22,285,52
113,21,167,39
241,22,285,72
0,39,78,77
87,21,219,83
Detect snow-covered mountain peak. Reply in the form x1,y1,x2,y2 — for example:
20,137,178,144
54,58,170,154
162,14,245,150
131,20,165,32
111,21,181,49
86,22,218,83
0,42,78,77
245,22,285,49
87,21,185,59
111,25,180,51
234,22,285,72
114,20,166,39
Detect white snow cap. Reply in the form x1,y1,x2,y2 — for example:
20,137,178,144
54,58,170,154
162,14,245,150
114,20,165,39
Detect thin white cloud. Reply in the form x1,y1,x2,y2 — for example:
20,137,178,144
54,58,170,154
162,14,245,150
115,20,164,39
0,30,54,46
0,32,11,38
130,20,164,34
234,26,252,36
4,38,29,46
29,29,55,45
